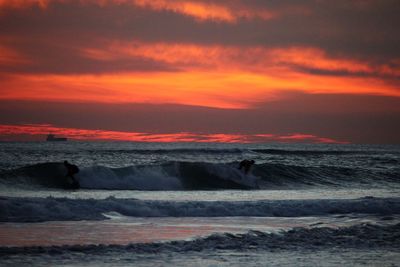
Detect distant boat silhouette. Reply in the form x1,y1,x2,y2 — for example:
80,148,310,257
46,134,67,141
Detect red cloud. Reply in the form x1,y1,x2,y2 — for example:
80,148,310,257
0,124,348,144
0,0,276,23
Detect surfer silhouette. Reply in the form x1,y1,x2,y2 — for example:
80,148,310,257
64,160,80,189
238,159,255,174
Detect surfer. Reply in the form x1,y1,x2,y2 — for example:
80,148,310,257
238,159,255,174
64,160,80,189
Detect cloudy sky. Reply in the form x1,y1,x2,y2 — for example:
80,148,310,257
0,0,399,143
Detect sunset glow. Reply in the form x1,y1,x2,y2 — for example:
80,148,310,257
0,124,346,144
0,0,276,22
1,69,398,109
0,0,399,143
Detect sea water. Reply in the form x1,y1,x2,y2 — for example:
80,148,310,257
0,142,399,266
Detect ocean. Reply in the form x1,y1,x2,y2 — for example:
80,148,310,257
0,141,399,266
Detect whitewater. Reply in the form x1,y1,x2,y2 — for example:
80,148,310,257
0,142,400,266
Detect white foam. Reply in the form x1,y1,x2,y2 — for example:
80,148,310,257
202,163,259,188
74,162,260,190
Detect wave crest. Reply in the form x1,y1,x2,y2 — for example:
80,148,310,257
1,161,399,190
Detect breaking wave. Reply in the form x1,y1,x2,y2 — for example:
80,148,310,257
1,160,399,190
1,196,399,222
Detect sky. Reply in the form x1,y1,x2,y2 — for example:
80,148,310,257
0,0,399,143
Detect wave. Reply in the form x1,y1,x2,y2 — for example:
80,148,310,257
13,147,391,156
1,223,399,254
252,149,372,155
1,161,399,190
1,196,399,222
86,148,246,154
114,148,399,157
0,162,259,190
87,146,400,155
57,148,396,156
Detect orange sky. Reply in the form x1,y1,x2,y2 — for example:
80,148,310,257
0,0,399,143
1,43,399,109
